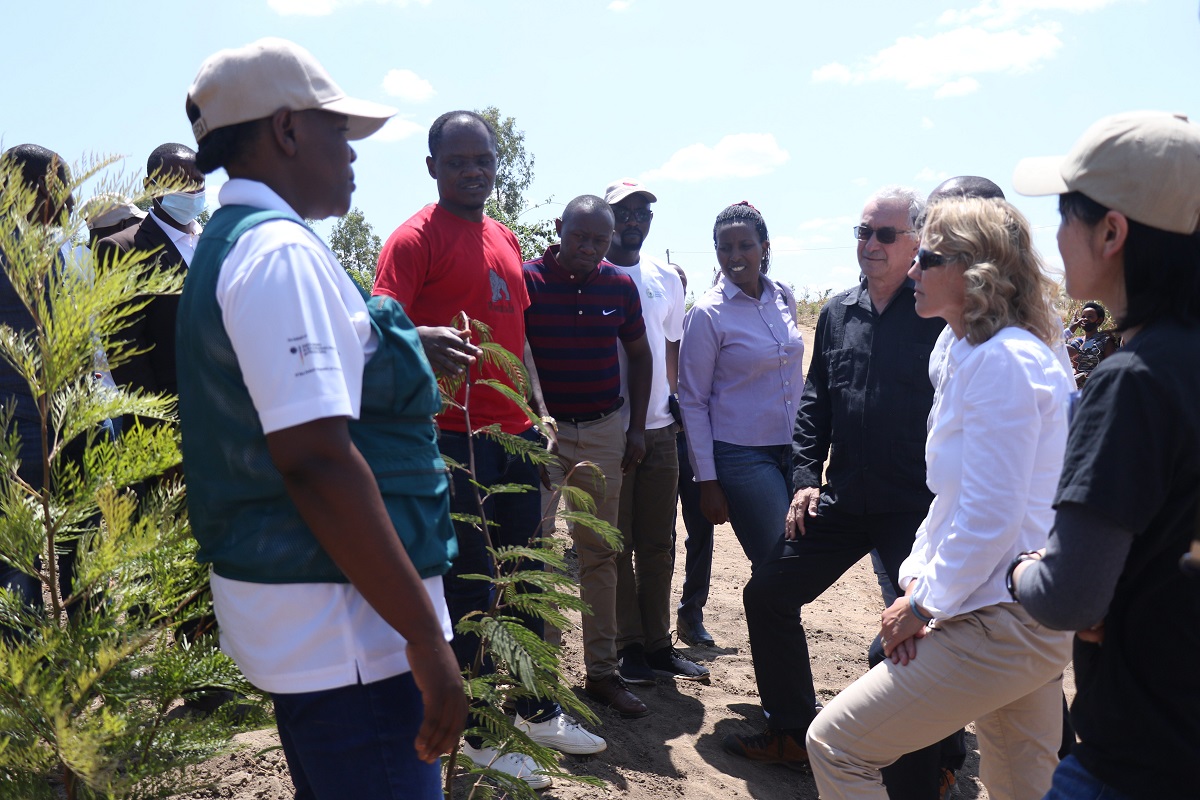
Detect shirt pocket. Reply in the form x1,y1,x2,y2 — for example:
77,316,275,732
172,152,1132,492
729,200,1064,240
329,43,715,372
827,347,859,390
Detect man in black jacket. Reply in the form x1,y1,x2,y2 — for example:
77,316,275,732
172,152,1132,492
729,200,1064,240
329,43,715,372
95,143,204,431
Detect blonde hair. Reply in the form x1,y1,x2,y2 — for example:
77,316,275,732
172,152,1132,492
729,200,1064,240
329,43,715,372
923,198,1059,347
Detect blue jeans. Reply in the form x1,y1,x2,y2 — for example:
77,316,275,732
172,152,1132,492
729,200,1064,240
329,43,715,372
437,429,558,728
1043,755,1134,800
712,441,793,570
675,430,714,626
271,672,440,800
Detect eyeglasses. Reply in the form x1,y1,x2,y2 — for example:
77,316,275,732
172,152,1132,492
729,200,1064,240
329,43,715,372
613,207,653,224
915,248,953,270
853,225,913,245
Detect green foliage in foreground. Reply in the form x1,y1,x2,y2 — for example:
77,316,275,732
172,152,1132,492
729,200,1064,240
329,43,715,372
438,315,613,799
0,155,266,799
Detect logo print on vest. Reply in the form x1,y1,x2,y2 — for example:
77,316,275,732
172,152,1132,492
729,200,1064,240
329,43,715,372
489,269,511,303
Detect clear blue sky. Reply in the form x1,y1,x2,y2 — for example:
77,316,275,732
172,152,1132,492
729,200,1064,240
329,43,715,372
4,0,1197,299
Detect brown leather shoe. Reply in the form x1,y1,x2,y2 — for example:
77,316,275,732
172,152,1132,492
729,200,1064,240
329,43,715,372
584,674,649,718
723,729,809,771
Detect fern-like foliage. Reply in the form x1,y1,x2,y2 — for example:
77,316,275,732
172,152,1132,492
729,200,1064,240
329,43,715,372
0,156,268,799
440,315,613,799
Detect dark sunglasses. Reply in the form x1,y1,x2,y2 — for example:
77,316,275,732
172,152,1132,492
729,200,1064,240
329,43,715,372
915,248,954,270
613,207,653,224
853,225,913,245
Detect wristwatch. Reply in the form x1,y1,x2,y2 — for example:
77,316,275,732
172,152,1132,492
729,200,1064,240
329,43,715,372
1005,551,1042,602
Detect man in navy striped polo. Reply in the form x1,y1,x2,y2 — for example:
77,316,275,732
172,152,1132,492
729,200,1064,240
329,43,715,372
524,194,654,718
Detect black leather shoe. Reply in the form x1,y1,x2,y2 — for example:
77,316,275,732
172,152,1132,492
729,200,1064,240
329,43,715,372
677,618,716,648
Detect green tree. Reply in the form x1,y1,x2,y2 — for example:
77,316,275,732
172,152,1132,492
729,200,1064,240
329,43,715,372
329,206,382,292
476,107,556,262
0,155,264,799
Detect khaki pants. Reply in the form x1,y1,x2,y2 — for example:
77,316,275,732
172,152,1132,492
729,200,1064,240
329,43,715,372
542,410,625,680
615,423,679,653
807,603,1072,800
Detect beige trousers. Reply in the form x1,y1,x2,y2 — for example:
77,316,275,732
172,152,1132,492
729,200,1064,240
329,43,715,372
542,409,625,680
807,603,1072,800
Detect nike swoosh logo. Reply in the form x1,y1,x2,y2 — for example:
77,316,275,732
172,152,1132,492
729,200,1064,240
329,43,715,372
602,309,617,315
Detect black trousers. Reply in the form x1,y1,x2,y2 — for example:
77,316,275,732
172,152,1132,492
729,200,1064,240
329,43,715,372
744,501,962,800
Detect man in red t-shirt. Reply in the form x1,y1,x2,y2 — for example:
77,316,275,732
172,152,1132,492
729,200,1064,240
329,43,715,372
373,111,604,782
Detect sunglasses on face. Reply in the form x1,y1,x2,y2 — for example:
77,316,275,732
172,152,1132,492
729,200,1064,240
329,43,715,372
915,248,954,270
613,207,653,224
853,225,913,245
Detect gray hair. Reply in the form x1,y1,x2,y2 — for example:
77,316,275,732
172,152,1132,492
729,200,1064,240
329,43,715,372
866,185,925,230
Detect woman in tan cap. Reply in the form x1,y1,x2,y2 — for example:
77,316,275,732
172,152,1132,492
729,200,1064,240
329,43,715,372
1011,111,1200,800
174,38,465,798
804,197,1076,800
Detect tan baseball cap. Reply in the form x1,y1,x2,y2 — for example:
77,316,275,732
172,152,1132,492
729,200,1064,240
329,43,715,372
1013,111,1200,234
604,178,657,205
85,193,146,229
187,38,397,143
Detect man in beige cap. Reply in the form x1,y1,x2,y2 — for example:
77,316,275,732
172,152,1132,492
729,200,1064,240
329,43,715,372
601,179,707,684
175,38,464,800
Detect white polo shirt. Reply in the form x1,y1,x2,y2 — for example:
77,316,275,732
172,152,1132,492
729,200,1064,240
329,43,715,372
206,179,451,695
615,254,685,431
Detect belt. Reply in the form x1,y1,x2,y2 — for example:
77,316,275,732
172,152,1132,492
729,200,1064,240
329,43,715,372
558,397,624,424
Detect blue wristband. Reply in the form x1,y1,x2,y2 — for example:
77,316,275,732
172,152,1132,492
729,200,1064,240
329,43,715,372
909,594,933,624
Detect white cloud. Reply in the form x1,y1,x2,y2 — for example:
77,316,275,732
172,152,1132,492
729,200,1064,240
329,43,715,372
851,177,869,187
268,0,429,16
382,69,435,103
915,167,950,182
934,76,981,98
921,117,935,129
608,0,633,9
939,0,1123,28
373,116,424,142
811,23,1062,96
641,133,789,182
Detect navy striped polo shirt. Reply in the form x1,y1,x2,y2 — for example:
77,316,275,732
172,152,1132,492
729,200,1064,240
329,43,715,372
523,245,646,419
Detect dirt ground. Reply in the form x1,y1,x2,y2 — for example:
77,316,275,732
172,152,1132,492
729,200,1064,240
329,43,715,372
170,325,1074,799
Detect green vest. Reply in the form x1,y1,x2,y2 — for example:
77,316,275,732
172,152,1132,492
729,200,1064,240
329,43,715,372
176,205,456,583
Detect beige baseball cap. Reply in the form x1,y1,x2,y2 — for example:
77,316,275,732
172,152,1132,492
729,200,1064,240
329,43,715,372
604,178,657,205
85,193,146,230
187,37,397,143
1013,111,1200,234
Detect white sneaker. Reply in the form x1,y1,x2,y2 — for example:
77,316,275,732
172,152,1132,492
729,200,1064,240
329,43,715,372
461,743,552,790
515,712,607,755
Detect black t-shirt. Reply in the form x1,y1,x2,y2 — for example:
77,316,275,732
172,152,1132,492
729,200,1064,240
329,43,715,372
1055,320,1200,798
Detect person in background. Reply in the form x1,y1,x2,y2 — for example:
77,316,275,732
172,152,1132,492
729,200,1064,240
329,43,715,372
95,143,204,434
807,196,1074,800
524,195,653,719
176,38,464,799
1064,300,1116,386
602,178,706,686
374,110,603,786
1012,110,1200,800
724,187,938,779
85,193,145,246
671,264,718,648
678,201,804,572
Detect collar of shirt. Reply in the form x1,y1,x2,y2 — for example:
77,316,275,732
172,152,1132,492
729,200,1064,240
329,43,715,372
717,271,783,302
538,244,603,286
149,208,202,244
842,276,917,312
217,178,303,217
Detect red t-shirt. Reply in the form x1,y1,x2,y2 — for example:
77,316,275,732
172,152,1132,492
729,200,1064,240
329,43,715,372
374,203,531,434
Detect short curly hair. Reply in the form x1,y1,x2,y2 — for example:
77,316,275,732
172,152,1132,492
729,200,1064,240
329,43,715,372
922,198,1059,347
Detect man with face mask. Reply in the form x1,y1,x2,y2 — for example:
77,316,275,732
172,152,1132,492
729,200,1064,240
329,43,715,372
95,143,205,429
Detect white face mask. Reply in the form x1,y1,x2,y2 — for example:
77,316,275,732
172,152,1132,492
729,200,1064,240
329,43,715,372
157,189,206,225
